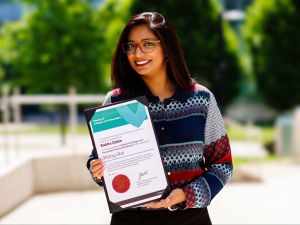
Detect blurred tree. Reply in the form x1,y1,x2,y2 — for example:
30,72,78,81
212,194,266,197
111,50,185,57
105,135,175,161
0,37,4,84
94,0,133,87
4,0,105,94
243,0,300,111
0,21,22,91
2,0,106,144
131,0,242,109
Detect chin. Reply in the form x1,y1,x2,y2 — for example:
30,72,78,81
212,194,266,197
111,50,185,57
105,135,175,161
134,70,150,77
138,72,151,78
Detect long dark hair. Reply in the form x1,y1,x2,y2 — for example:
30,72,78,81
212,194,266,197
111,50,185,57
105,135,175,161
111,12,193,96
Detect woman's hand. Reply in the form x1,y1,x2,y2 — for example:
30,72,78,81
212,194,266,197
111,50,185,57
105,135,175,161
90,159,105,180
142,188,186,209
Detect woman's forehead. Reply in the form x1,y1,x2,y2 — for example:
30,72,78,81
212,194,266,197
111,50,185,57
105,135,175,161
128,24,157,42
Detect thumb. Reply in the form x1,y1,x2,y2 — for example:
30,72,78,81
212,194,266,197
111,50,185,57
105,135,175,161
165,196,171,204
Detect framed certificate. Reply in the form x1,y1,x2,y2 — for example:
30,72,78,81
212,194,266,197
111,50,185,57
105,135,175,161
84,96,170,213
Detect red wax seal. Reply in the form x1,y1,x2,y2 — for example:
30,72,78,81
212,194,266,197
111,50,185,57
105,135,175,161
112,174,130,193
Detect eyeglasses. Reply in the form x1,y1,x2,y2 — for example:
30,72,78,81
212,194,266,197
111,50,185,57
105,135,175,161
122,39,160,54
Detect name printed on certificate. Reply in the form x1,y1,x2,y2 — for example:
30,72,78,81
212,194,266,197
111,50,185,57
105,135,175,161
86,98,169,212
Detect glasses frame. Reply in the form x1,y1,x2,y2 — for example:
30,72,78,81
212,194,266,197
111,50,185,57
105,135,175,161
122,39,161,54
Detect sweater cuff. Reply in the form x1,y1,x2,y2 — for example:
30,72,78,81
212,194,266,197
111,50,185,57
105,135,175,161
182,186,196,208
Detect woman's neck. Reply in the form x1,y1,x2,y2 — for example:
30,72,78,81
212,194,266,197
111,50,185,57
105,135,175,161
142,75,176,102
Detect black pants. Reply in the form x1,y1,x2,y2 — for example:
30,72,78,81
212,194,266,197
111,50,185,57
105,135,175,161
110,208,212,225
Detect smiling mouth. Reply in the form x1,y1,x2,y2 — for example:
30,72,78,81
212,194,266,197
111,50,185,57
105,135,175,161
135,60,151,66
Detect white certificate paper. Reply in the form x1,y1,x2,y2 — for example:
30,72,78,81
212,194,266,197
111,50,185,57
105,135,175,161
84,97,169,213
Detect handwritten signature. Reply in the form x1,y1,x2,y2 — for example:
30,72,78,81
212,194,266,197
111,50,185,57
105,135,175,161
138,170,148,180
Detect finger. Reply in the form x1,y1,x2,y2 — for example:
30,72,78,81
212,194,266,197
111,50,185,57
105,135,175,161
95,173,103,179
92,167,104,174
158,199,170,208
94,169,104,178
91,163,103,171
94,173,103,180
91,164,104,173
141,202,156,208
143,197,172,208
90,160,99,166
151,202,165,208
144,201,164,209
164,197,171,204
91,159,104,166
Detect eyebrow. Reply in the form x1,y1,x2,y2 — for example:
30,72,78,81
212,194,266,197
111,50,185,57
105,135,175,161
127,38,157,42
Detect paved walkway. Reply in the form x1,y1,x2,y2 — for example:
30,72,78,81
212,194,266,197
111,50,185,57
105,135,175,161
1,133,299,224
1,161,300,224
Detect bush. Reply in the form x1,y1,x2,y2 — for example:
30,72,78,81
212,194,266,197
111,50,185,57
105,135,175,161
243,0,300,111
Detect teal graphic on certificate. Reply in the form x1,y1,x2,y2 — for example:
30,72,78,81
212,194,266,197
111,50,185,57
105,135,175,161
89,100,168,209
90,101,148,133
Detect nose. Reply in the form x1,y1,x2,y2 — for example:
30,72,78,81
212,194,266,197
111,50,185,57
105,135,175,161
134,45,144,57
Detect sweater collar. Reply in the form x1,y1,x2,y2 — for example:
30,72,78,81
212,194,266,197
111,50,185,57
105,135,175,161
141,85,190,104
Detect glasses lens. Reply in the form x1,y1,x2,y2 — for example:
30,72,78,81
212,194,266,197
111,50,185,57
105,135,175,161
153,12,165,25
122,40,159,54
140,41,155,53
122,43,135,54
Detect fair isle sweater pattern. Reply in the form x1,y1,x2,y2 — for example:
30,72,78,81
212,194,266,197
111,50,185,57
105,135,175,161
87,83,233,209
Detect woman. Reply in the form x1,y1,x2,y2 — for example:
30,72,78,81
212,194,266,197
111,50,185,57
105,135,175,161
87,12,233,225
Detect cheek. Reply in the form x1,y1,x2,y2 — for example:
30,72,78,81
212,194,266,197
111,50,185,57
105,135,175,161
154,50,165,65
155,55,165,66
127,55,134,66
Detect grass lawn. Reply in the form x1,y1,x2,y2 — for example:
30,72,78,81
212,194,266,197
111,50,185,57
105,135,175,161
226,125,275,145
232,154,279,165
1,124,276,144
0,124,90,135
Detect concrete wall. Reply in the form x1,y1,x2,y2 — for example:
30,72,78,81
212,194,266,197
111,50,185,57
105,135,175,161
0,152,258,217
0,159,34,217
0,153,99,217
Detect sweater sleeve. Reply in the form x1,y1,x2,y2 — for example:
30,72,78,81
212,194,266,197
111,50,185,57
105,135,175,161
86,91,113,186
182,91,233,208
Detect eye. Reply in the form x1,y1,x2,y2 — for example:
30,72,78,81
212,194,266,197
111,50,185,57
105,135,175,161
127,43,136,50
143,41,155,48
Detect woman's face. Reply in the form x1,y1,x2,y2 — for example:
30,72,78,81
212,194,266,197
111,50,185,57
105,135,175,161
126,24,167,79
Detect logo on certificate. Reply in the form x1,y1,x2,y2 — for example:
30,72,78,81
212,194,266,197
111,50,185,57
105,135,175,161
112,174,131,193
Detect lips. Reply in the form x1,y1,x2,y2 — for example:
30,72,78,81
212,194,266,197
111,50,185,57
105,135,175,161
135,60,151,66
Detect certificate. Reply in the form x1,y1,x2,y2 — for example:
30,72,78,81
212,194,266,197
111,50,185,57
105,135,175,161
84,96,170,213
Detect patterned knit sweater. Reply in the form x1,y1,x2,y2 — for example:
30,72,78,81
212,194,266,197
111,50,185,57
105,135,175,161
86,83,233,208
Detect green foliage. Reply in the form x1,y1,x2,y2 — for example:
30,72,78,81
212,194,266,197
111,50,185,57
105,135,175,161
3,0,106,94
1,0,135,93
1,21,26,89
0,37,4,83
0,28,7,84
243,0,300,111
131,0,242,108
0,68,3,83
93,0,133,86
